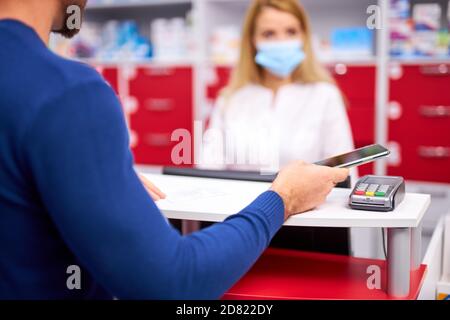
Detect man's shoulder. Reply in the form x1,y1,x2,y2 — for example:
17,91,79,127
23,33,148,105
2,45,107,106
31,53,118,115
13,49,112,115
227,84,270,103
43,53,106,90
0,49,117,145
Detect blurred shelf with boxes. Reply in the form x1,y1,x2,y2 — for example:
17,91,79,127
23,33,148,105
50,0,450,233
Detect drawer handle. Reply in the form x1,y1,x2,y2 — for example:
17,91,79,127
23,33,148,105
145,133,171,147
145,98,174,112
334,63,348,75
327,63,347,75
124,96,138,114
418,146,450,158
129,130,138,148
419,105,450,118
145,67,175,76
419,64,450,76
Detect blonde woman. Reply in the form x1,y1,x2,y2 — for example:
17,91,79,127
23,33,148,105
202,0,357,255
202,0,355,173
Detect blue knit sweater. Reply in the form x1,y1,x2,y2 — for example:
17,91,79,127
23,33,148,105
0,19,284,299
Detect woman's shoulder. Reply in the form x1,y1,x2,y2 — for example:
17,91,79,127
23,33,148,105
231,83,269,98
216,84,269,107
288,82,345,112
292,81,341,96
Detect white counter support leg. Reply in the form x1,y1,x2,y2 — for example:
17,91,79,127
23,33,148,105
410,223,422,271
182,220,201,235
387,227,411,297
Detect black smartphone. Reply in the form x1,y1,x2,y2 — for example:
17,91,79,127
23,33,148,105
314,144,390,168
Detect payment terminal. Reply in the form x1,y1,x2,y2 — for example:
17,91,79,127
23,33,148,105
349,175,405,212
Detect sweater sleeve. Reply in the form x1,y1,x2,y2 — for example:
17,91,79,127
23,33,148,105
23,80,284,299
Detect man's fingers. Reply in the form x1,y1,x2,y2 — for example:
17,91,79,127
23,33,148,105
330,167,350,183
149,190,162,201
147,182,166,199
139,174,166,199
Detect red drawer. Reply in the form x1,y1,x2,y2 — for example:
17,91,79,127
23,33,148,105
347,106,375,144
129,66,192,108
388,63,450,183
128,66,193,131
129,66,192,99
329,64,376,102
388,100,450,145
330,64,376,157
131,129,193,166
129,96,193,131
390,64,450,104
389,64,450,144
127,66,193,166
387,142,450,183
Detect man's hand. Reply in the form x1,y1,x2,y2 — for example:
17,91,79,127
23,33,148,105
139,174,166,201
271,161,349,220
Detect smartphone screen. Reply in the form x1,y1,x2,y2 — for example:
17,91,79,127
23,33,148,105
314,144,390,168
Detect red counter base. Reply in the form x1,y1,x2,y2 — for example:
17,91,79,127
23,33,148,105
223,248,427,300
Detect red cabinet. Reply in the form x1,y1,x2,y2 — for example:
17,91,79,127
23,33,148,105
388,64,450,183
330,64,376,176
329,64,376,145
128,66,194,166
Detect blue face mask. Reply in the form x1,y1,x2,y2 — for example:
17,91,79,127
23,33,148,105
255,40,305,78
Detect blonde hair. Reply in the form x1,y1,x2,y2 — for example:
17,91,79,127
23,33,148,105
222,0,335,98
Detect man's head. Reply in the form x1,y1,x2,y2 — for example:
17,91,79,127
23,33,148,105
52,0,87,38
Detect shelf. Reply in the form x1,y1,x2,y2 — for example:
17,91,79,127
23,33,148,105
203,56,450,67
390,57,450,65
223,248,427,300
86,0,192,10
78,58,197,67
206,56,378,68
79,56,378,68
320,56,377,65
80,57,450,68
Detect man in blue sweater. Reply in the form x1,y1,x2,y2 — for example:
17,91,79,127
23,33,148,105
0,0,349,299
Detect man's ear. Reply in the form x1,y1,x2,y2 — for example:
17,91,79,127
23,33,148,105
51,19,64,33
51,1,65,33
51,2,85,39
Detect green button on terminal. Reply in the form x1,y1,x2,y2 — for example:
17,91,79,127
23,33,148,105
375,192,386,197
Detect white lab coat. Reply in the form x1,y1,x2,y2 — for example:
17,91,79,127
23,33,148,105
201,81,356,172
